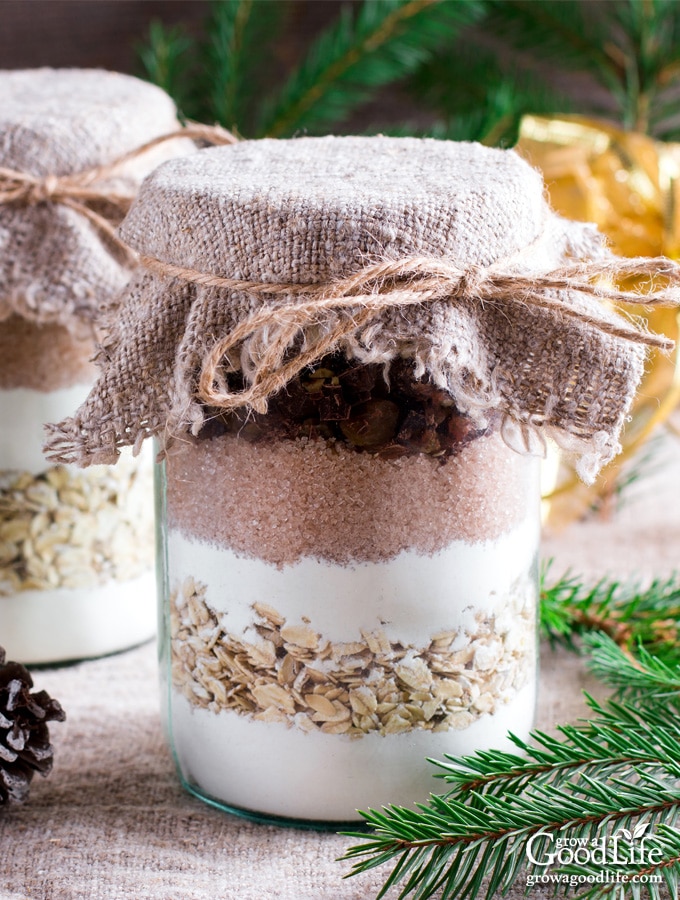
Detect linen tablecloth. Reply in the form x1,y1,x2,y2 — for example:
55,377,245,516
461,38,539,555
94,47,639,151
1,436,678,900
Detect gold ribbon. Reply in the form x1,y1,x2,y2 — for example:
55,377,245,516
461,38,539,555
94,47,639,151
518,114,680,258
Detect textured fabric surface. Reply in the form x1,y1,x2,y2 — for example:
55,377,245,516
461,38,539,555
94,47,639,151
47,137,647,479
0,438,678,900
0,68,183,331
0,642,602,900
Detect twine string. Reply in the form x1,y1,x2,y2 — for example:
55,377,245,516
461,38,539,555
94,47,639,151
6,120,676,417
0,123,238,261
138,252,680,415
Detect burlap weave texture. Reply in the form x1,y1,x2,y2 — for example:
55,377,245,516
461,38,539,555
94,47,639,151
48,136,648,477
0,68,183,332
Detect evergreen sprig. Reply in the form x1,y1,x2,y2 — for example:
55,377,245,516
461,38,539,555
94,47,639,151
342,693,680,900
202,0,284,135
585,632,680,698
435,0,680,139
540,566,680,663
139,0,484,140
432,695,680,797
257,0,483,138
139,1,285,132
137,20,195,115
409,34,572,146
139,0,680,144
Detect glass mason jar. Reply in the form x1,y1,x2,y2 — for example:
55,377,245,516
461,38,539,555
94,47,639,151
0,316,156,664
157,355,540,827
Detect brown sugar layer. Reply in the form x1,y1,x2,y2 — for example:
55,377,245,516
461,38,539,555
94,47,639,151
0,315,96,391
165,431,536,567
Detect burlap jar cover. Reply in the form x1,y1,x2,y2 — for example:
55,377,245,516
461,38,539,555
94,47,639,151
46,136,678,481
0,68,194,330
0,69,189,663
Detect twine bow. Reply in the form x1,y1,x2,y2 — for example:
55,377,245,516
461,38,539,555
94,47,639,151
139,252,680,415
0,123,237,262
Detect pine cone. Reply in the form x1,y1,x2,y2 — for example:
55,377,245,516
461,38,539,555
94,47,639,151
0,646,66,807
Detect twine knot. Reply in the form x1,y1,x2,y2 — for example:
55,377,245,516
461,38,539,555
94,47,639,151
137,252,680,417
24,174,61,204
449,265,485,299
0,123,238,262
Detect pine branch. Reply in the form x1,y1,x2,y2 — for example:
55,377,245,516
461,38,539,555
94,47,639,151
343,569,680,900
432,694,680,797
137,20,196,116
343,767,680,900
374,104,520,148
647,90,680,140
411,31,574,140
610,0,680,131
477,0,680,137
202,0,254,129
201,0,285,134
342,690,680,900
540,565,680,660
257,0,484,139
549,825,680,900
137,0,680,144
585,632,680,697
483,0,624,99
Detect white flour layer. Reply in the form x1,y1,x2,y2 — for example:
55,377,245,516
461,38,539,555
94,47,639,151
165,517,538,821
0,384,92,473
170,682,536,822
166,514,539,645
0,571,156,664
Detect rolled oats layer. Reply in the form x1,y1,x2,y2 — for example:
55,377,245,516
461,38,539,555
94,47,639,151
0,456,153,596
171,576,535,738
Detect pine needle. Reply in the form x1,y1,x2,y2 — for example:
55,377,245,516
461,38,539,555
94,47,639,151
461,0,680,137
342,690,680,900
411,37,573,146
137,20,196,117
585,632,680,698
201,0,285,134
257,0,484,138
